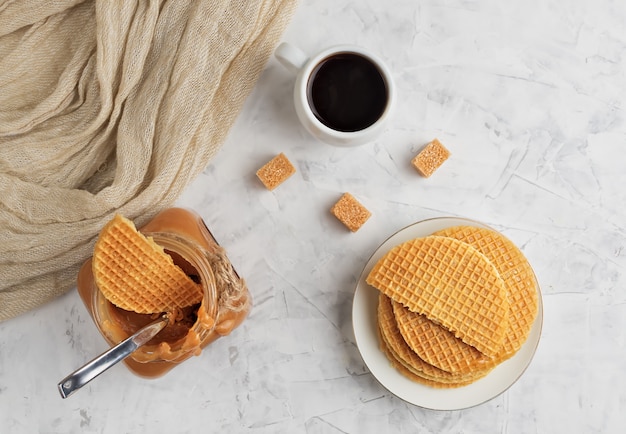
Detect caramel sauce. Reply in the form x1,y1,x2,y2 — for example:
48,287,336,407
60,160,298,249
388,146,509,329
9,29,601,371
108,303,199,345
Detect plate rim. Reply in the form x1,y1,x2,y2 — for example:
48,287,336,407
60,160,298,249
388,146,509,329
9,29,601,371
352,216,544,410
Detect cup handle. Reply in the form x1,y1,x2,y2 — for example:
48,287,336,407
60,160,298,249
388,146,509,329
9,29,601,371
275,42,308,75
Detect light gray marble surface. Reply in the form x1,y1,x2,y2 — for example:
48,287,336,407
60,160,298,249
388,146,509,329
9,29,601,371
1,0,625,432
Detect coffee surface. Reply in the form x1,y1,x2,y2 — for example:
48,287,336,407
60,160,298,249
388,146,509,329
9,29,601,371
307,53,387,132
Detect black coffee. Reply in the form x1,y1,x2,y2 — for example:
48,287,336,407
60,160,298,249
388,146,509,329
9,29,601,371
307,52,388,132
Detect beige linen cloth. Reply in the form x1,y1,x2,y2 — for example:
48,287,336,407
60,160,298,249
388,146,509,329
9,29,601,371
0,0,297,322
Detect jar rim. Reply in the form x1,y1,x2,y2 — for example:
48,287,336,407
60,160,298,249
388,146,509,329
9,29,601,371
146,231,219,324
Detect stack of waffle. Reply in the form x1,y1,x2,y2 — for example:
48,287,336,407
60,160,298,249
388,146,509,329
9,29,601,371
366,226,538,388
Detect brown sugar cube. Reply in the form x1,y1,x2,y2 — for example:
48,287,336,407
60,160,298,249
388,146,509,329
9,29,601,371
411,138,451,177
331,193,371,232
256,153,296,190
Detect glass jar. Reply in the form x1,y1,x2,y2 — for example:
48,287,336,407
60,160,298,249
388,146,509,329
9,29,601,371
77,208,251,378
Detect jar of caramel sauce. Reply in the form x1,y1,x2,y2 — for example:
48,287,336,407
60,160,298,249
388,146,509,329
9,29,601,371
77,208,250,378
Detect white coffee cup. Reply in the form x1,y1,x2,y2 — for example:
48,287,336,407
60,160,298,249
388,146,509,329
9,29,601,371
275,42,395,147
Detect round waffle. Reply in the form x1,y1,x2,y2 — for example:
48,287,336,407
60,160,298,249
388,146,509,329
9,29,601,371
378,329,475,389
92,214,203,314
434,226,538,361
377,294,492,387
392,300,494,375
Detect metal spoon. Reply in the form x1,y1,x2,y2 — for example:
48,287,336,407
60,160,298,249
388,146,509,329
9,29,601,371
57,314,169,398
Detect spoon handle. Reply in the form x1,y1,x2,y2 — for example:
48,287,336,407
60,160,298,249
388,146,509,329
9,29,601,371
57,315,169,398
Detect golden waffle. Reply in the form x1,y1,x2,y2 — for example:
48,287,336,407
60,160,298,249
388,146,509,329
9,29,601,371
378,328,473,389
366,235,509,356
377,294,491,387
92,214,203,314
392,300,492,374
434,225,538,360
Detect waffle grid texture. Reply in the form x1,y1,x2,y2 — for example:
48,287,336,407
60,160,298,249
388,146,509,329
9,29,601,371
378,294,491,386
378,329,475,389
434,226,538,358
367,236,509,356
392,300,492,374
93,215,203,314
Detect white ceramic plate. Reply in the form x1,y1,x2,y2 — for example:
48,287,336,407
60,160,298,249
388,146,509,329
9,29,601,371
352,217,543,410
